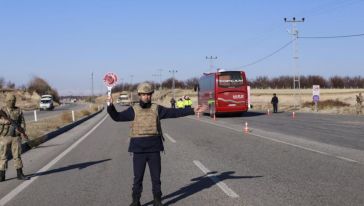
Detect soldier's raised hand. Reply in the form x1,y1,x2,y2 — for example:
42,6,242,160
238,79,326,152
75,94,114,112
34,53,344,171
107,95,114,105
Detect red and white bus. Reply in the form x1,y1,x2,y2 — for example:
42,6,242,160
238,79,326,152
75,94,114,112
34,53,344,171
196,70,251,117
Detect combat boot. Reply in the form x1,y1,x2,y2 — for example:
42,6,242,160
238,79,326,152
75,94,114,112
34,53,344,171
0,170,5,182
129,193,141,206
16,168,29,180
153,193,164,206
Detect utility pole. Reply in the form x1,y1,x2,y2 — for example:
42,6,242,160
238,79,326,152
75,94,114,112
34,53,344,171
91,72,94,102
120,78,124,91
284,17,305,109
152,74,158,90
206,56,218,71
157,69,163,90
169,70,178,99
130,75,134,91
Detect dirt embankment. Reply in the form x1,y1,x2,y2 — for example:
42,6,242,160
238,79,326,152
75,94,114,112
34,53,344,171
0,89,42,110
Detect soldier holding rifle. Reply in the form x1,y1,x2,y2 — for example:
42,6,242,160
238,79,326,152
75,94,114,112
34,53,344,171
0,94,29,182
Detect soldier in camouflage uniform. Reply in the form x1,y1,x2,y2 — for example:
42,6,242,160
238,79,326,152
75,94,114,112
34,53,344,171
0,94,29,181
107,83,206,206
356,92,363,115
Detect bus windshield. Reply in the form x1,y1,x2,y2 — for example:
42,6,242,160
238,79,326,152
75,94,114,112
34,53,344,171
218,72,244,88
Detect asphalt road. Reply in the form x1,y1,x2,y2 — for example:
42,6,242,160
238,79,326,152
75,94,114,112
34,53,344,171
23,103,90,122
0,106,363,206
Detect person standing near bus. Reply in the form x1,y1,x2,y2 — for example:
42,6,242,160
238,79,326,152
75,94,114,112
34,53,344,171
183,96,192,108
107,82,206,206
271,93,279,113
176,97,184,109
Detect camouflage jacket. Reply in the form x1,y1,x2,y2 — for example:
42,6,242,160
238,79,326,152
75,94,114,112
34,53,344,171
0,107,26,137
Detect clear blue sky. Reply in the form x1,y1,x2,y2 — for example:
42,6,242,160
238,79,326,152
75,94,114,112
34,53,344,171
1,0,363,95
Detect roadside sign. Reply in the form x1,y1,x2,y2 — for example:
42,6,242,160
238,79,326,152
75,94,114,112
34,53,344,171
312,85,320,112
103,72,118,105
312,85,320,96
103,72,118,87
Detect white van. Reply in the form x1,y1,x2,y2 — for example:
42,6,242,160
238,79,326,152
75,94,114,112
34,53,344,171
39,95,54,110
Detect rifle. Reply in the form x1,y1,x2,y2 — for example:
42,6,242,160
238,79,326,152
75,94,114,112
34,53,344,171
0,109,28,139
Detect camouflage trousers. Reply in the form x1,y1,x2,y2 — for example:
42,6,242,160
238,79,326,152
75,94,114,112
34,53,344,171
0,136,23,170
356,103,362,115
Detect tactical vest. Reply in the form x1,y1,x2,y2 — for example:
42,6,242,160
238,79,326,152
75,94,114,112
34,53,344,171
0,107,22,137
130,104,162,138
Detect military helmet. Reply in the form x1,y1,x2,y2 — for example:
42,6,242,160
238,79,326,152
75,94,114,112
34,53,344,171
5,94,16,102
137,82,154,94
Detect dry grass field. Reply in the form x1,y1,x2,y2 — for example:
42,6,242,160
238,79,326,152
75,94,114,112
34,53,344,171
26,104,100,147
250,88,364,114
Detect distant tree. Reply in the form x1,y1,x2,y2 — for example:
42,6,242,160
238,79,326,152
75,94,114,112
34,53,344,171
18,84,27,91
251,76,270,89
6,81,15,89
329,76,345,88
162,78,185,89
28,77,60,103
0,77,4,89
306,75,328,88
184,77,199,89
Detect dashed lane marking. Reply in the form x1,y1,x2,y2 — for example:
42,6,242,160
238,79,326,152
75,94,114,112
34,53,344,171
164,133,176,143
187,116,359,164
193,160,239,198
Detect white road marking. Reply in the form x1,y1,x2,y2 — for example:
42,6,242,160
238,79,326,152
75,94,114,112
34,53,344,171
335,156,358,163
0,114,109,206
187,116,359,164
193,160,239,198
164,133,176,143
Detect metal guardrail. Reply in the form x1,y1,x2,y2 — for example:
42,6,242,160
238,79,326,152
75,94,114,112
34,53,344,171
21,106,105,153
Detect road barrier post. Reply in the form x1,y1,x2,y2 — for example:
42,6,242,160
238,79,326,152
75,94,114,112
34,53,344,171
244,122,249,134
34,110,37,122
72,110,75,122
292,111,296,119
267,109,270,115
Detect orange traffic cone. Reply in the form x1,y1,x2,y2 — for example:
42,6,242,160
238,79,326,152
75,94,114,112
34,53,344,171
244,122,249,134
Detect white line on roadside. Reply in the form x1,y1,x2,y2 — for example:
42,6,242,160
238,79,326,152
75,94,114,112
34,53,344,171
335,156,358,163
187,116,359,164
0,114,109,206
164,133,176,143
193,160,239,198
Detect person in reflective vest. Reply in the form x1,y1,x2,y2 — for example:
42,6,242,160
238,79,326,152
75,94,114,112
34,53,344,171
176,98,185,109
183,96,192,108
107,82,206,206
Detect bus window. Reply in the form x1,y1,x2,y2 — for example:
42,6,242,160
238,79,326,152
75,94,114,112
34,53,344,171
218,72,244,88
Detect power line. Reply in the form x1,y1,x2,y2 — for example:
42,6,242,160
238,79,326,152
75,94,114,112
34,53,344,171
233,39,295,69
299,33,364,39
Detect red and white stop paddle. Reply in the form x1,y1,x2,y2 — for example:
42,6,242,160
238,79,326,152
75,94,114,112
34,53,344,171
103,72,118,105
